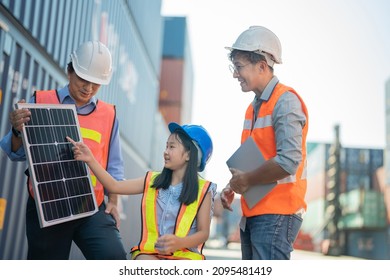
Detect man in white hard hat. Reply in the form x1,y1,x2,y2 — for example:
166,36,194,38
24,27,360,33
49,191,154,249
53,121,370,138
0,41,127,259
220,26,309,260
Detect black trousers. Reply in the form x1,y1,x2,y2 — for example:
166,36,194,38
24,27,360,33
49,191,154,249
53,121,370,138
25,196,127,260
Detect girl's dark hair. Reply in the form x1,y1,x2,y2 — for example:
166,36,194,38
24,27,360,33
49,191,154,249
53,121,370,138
229,49,274,73
152,129,199,205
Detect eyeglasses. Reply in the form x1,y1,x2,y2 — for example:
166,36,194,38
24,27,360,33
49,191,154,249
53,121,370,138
229,63,252,74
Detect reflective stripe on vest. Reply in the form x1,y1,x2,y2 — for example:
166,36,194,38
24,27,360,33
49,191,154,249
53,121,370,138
80,127,102,143
79,128,101,190
30,90,115,206
131,171,211,260
240,83,309,216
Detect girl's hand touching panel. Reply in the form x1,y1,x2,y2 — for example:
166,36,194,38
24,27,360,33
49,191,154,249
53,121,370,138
66,136,94,164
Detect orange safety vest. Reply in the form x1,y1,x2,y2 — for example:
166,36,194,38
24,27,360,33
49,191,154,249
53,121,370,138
131,171,212,260
240,83,309,217
28,90,116,206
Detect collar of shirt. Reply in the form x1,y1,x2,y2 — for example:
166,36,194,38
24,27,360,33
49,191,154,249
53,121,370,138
252,76,279,106
251,76,279,123
57,85,97,114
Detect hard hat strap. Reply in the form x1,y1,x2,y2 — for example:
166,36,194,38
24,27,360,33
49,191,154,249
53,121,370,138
191,140,202,168
254,50,275,67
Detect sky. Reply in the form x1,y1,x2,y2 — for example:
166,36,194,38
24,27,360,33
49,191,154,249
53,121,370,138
161,0,390,190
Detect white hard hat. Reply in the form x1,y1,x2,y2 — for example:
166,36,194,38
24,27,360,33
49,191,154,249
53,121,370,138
70,41,113,85
225,26,282,67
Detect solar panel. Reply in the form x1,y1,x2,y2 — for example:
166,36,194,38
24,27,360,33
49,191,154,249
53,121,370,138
16,103,98,228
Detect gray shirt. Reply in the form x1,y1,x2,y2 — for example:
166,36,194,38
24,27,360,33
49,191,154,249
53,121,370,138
253,76,307,175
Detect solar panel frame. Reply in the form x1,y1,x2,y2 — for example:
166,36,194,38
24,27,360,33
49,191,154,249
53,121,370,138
16,103,98,228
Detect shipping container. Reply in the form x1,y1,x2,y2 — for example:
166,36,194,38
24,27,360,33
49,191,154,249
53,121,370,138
0,0,177,259
341,148,370,174
345,174,370,192
308,142,384,199
304,142,388,258
306,142,327,201
339,189,387,229
159,17,193,125
159,59,184,123
370,149,384,172
346,229,390,259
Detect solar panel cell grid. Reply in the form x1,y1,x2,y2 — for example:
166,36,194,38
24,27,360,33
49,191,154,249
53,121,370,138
16,103,98,228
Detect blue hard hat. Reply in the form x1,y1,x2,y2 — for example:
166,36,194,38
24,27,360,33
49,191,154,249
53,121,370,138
168,122,213,172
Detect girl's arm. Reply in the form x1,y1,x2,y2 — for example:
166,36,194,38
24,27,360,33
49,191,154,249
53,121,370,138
67,136,144,195
155,191,212,254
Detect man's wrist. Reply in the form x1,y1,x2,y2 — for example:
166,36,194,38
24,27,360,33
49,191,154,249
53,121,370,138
12,126,22,138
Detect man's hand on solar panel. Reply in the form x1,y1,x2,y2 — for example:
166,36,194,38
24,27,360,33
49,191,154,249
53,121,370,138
10,99,31,132
66,136,94,164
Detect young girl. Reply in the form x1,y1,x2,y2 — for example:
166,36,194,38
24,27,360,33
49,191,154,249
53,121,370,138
67,122,216,260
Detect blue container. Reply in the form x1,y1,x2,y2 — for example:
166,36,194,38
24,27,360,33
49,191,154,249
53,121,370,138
346,229,389,259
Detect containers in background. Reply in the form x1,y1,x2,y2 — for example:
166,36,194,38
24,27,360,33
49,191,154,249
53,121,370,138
302,142,389,259
339,189,387,229
346,230,389,259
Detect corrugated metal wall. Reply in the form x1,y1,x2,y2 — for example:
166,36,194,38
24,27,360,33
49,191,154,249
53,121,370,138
0,0,68,259
0,0,170,259
127,0,163,75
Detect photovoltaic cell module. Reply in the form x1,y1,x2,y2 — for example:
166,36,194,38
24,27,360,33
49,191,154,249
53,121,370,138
16,103,98,228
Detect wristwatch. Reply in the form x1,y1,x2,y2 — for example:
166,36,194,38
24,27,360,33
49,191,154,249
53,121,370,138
12,126,22,138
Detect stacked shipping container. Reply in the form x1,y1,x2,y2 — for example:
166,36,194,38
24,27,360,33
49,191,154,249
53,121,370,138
0,0,176,259
302,142,389,259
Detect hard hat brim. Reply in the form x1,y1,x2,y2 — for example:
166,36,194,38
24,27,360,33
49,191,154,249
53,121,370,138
224,46,282,65
168,122,183,134
73,69,112,85
225,46,256,52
